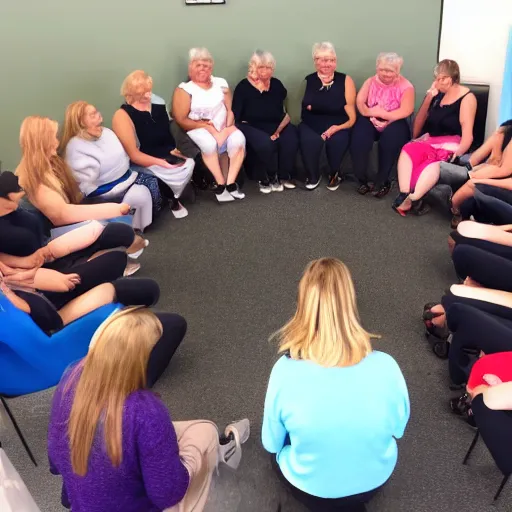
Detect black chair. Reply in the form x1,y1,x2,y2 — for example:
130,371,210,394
462,82,490,151
1,395,37,466
463,396,512,503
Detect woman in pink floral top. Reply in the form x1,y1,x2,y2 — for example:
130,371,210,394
350,53,415,198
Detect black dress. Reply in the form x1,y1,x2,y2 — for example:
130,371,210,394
301,72,349,134
422,92,471,137
121,103,176,158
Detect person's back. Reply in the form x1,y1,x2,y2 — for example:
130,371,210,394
263,351,409,498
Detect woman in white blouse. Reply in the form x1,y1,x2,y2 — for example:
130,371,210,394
61,101,161,232
172,48,246,203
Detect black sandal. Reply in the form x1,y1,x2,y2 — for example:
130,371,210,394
422,302,449,340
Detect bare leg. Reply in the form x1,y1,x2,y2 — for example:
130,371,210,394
458,221,512,247
448,234,456,255
58,283,115,326
397,151,413,194
226,148,245,185
127,235,146,255
219,152,229,181
451,181,476,212
202,153,225,185
408,162,441,201
430,304,446,327
451,284,512,309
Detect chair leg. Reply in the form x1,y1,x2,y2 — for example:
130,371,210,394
493,474,510,502
463,430,480,465
0,396,37,466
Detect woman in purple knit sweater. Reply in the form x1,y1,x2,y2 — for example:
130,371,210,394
48,306,250,512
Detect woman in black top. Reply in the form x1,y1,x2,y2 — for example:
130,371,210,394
112,70,195,219
233,51,299,194
393,59,477,216
298,42,356,191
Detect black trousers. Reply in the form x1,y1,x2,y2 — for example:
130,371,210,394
471,393,512,475
271,456,382,512
298,122,350,182
461,184,512,224
147,312,187,387
445,302,512,385
450,230,512,261
452,244,512,291
349,117,410,187
238,123,299,181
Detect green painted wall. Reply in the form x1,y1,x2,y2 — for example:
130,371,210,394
0,0,442,169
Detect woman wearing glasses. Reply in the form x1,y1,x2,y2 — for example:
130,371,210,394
393,59,477,216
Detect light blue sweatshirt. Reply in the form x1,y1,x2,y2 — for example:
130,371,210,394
262,351,410,498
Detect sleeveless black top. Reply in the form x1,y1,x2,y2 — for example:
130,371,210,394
120,103,176,158
301,72,349,134
422,92,471,137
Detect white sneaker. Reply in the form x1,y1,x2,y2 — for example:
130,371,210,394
128,239,149,260
305,177,321,190
216,189,235,203
171,202,188,219
271,178,284,192
228,185,245,200
259,181,272,194
123,262,141,277
220,419,250,470
282,179,296,189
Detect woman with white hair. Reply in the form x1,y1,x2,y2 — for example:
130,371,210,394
112,70,195,219
232,50,299,194
172,48,246,203
299,42,356,191
350,53,415,198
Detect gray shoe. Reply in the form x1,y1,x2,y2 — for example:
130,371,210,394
219,418,250,470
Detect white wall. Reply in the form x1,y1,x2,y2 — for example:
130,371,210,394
439,0,512,135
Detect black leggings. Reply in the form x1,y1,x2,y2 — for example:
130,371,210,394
271,456,382,512
461,184,512,224
471,394,512,475
450,230,512,261
452,245,512,291
147,312,187,387
349,116,410,187
445,302,512,385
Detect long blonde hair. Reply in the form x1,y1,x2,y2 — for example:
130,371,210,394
59,101,92,155
67,307,163,476
16,116,82,204
274,258,378,367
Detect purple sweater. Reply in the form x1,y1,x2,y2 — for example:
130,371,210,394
47,369,190,511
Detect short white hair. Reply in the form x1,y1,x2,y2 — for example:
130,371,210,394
312,42,336,59
376,52,403,71
188,47,214,64
249,50,276,70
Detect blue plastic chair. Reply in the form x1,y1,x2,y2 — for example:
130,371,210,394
0,293,121,464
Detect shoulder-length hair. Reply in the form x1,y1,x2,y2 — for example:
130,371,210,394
15,116,82,204
59,101,93,155
66,307,163,476
273,258,378,367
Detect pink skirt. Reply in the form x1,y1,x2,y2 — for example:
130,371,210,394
402,135,461,190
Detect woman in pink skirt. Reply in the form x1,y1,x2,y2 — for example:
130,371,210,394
393,60,477,216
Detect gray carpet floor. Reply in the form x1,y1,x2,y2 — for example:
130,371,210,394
1,180,508,512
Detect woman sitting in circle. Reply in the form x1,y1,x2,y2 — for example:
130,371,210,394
48,307,250,511
112,70,194,219
350,52,414,198
393,59,477,216
233,50,299,194
262,258,410,512
299,42,356,191
172,47,246,203
61,101,163,233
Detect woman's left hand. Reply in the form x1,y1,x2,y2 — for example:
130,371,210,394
321,125,339,140
483,374,503,386
270,132,280,141
170,148,186,158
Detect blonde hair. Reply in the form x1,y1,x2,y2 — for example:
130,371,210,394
188,47,214,64
121,70,153,104
16,116,82,204
67,307,163,476
434,59,460,84
249,50,276,70
274,258,377,367
312,42,336,59
59,101,93,155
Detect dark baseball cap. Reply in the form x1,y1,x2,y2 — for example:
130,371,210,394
0,172,23,199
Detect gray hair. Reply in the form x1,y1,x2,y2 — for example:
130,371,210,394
249,50,276,70
376,52,403,71
312,42,336,59
188,47,214,64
